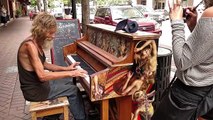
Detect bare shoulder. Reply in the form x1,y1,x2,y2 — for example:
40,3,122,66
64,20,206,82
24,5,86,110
22,41,37,52
18,40,40,71
19,41,38,59
201,7,213,17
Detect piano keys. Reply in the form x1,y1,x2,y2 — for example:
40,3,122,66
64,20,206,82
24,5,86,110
67,54,93,84
63,24,160,120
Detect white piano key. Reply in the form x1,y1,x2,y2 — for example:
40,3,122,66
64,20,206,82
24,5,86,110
67,55,90,84
83,74,90,84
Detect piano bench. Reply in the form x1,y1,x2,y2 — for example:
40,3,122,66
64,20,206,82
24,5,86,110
29,97,69,120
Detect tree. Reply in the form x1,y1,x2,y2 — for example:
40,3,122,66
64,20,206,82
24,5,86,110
43,0,48,12
30,0,37,6
36,0,41,11
81,0,90,34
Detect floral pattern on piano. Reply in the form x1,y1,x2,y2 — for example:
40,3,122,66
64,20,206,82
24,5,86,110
88,29,130,59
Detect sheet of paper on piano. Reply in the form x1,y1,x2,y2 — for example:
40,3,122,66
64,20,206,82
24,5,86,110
67,55,90,84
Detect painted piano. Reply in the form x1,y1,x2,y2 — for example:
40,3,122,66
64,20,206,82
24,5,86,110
63,24,160,120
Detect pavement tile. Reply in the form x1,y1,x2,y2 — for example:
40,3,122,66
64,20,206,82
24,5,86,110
0,17,32,120
0,110,9,117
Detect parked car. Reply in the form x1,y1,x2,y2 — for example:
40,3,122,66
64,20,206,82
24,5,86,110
94,6,161,34
154,9,169,20
134,5,169,21
89,7,96,23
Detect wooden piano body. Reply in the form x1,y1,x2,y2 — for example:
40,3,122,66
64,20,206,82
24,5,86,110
63,24,160,120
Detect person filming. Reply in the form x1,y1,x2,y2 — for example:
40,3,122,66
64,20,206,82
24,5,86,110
152,0,213,120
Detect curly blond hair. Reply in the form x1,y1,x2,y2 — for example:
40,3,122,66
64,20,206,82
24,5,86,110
204,0,213,9
31,12,57,45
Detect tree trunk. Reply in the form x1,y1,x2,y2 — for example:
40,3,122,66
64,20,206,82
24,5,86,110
81,0,89,35
71,0,77,19
43,0,48,12
37,0,41,12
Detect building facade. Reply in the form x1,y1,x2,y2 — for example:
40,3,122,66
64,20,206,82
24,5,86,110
0,0,29,23
137,0,195,9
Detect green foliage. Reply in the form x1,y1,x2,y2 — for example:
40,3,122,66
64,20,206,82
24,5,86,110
62,0,71,6
76,0,81,3
16,9,22,16
30,0,37,6
48,0,55,8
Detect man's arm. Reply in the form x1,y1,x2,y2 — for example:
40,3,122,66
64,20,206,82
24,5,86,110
26,42,87,82
44,62,68,71
44,61,81,71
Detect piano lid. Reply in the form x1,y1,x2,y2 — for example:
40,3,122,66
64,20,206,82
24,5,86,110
87,24,161,41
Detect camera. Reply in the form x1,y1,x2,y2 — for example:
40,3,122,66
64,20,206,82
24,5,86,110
182,8,191,22
182,8,188,18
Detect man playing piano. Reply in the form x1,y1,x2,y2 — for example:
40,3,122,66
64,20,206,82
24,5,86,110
17,13,87,120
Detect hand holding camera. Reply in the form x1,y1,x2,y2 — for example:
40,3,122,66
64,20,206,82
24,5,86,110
168,0,202,32
183,0,202,20
183,4,200,32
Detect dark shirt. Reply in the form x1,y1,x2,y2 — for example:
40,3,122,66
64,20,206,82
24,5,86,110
17,40,50,101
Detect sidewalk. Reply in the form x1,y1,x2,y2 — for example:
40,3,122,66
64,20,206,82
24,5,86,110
0,16,55,120
0,17,32,120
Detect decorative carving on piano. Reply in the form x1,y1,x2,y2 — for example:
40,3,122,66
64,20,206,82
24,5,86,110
130,40,157,120
88,29,130,59
90,66,130,101
118,39,128,58
88,29,96,44
89,40,157,102
133,40,157,90
132,90,155,120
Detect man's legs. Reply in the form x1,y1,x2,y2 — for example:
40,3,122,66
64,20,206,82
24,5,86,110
48,80,86,120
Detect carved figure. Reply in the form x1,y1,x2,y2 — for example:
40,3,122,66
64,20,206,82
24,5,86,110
132,90,155,120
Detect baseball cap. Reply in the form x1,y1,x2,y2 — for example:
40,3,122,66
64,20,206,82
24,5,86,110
114,19,138,33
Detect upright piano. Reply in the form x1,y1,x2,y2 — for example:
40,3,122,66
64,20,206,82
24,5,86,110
63,24,160,120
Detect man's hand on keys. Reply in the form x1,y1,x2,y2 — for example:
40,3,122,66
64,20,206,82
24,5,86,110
72,69,88,77
67,62,80,70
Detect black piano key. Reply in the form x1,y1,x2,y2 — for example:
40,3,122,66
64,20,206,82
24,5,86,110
72,55,96,75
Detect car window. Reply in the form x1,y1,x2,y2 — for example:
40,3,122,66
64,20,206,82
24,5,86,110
145,6,154,12
95,8,106,17
111,7,143,20
135,5,154,13
90,7,96,14
105,8,111,17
